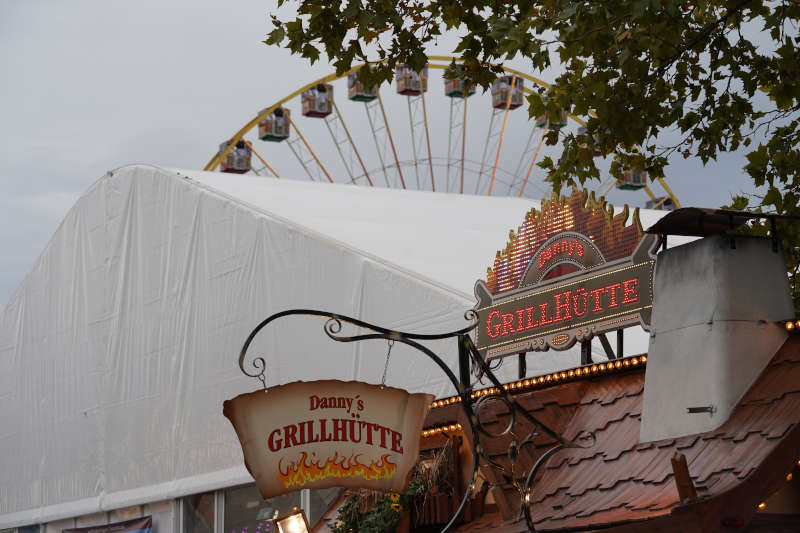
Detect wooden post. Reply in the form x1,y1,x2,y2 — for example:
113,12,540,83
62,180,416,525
671,452,698,503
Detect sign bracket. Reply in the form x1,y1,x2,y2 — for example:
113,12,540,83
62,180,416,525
597,334,615,360
580,340,593,365
237,308,595,532
458,334,473,395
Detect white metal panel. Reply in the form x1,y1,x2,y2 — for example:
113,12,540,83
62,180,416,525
640,235,793,442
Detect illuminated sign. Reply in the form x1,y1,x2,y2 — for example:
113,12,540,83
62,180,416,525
474,189,658,359
224,380,432,499
522,231,605,285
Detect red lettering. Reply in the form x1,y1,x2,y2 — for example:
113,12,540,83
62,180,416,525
606,282,622,308
525,306,537,329
589,287,607,312
501,313,516,335
486,310,501,339
484,275,639,342
539,303,554,325
348,419,361,443
538,239,585,269
306,421,319,443
319,419,331,441
298,420,306,445
539,248,552,268
360,421,374,445
622,278,639,304
572,288,588,317
283,424,299,448
554,290,572,322
379,426,391,449
332,418,347,441
391,430,403,453
268,429,282,452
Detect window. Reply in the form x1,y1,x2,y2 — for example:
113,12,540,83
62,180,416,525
308,488,341,526
109,507,141,523
184,492,214,533
223,485,299,533
45,518,74,533
75,513,106,528
145,500,174,533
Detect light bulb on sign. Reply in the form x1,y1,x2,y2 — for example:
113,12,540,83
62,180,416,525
275,510,309,533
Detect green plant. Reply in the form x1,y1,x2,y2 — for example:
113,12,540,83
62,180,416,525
331,463,432,533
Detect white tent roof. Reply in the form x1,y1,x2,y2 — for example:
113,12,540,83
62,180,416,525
178,167,548,300
0,164,676,526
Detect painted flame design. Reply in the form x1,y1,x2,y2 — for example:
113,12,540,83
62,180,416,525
279,452,397,489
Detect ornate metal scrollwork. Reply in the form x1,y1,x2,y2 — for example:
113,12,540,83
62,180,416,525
238,309,594,532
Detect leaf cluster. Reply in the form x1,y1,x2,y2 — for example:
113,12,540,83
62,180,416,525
266,0,800,308
330,471,427,533
265,1,798,188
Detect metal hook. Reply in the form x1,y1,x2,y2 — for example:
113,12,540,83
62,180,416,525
380,339,395,389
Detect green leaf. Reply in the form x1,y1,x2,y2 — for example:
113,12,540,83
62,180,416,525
264,26,285,45
302,44,321,64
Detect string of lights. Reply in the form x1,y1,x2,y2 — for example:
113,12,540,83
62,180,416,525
427,354,647,411
422,354,647,438
422,424,463,438
757,458,800,511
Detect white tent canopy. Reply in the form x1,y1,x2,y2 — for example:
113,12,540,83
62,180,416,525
0,165,674,527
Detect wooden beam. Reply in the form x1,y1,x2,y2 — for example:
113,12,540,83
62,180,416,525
672,451,698,503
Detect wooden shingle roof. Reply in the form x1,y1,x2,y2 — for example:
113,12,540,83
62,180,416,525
428,336,800,532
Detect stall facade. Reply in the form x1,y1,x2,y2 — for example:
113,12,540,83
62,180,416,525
3,165,795,533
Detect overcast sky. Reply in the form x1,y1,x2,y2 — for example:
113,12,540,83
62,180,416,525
0,1,758,309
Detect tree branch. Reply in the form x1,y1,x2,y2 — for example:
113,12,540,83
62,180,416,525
656,0,756,76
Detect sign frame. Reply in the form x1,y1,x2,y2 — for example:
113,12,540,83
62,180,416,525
473,203,659,361
229,308,596,533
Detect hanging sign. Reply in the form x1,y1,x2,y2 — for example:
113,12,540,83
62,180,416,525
473,189,659,360
224,380,433,499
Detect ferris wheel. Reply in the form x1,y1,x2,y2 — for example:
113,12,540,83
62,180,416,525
205,56,681,209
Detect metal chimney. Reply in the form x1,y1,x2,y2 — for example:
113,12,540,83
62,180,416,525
640,233,793,442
